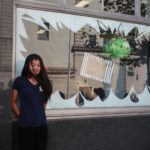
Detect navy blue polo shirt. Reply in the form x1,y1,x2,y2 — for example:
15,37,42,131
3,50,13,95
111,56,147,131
12,76,47,127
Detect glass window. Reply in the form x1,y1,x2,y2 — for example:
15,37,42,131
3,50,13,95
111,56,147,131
104,0,135,15
37,22,49,40
15,8,150,109
65,0,103,11
141,0,150,18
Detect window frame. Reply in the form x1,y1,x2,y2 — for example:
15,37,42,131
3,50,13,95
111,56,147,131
13,0,150,120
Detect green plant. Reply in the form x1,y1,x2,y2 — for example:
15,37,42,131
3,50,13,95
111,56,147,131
102,38,131,59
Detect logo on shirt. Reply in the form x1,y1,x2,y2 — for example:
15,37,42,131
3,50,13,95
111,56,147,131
39,86,43,92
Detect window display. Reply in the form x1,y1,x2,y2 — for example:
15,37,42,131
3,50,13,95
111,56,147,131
15,8,150,109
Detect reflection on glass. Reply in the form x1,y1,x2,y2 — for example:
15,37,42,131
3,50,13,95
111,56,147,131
66,0,102,11
37,22,49,40
0,37,12,93
104,0,135,15
16,8,150,108
141,0,150,18
0,37,12,121
130,91,139,103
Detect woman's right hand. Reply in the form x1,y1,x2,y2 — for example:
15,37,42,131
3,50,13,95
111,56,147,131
12,89,20,116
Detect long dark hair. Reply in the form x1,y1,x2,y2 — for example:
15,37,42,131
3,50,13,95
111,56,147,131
21,53,52,103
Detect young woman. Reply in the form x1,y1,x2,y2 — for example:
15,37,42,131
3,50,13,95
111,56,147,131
12,54,52,150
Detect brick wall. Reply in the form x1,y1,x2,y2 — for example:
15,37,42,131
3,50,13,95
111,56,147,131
0,0,13,72
0,0,13,38
0,2,13,150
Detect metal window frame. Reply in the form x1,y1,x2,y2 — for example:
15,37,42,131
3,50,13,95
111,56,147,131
12,0,150,120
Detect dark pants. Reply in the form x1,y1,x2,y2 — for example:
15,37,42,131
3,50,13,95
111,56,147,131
17,125,47,150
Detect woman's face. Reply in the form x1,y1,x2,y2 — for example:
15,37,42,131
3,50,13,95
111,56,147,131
29,59,41,76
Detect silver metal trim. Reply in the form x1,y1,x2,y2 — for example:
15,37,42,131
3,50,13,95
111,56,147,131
135,0,141,17
67,30,72,98
45,107,150,120
12,2,17,80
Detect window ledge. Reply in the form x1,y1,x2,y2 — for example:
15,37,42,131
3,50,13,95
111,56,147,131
46,106,150,120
